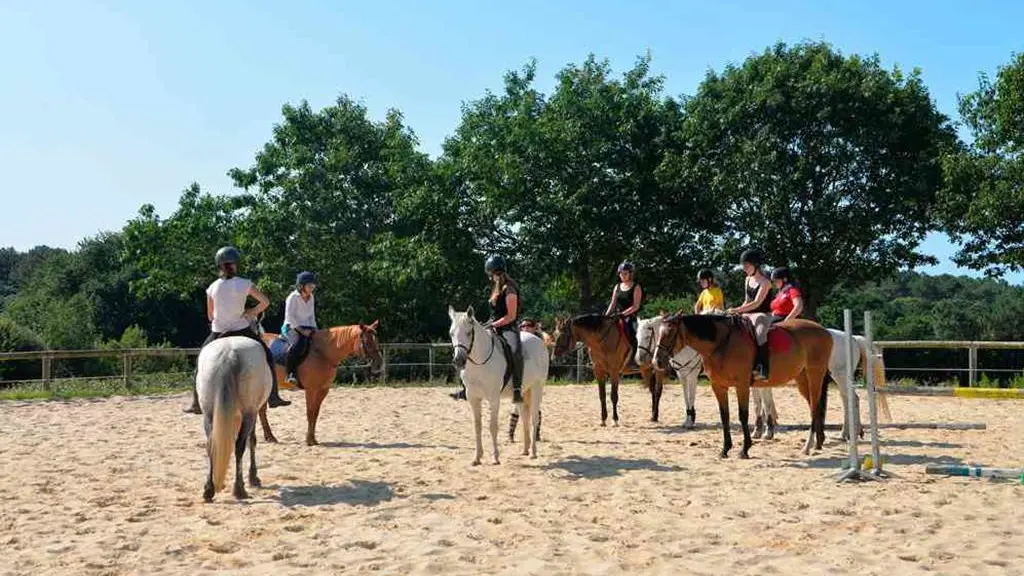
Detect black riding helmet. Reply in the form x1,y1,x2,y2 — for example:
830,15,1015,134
484,254,506,275
296,271,317,288
618,261,635,273
697,268,715,282
215,246,240,267
739,247,765,268
770,266,792,282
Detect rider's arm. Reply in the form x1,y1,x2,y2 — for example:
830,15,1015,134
245,284,270,318
784,290,804,322
621,284,643,316
492,293,518,328
730,281,770,314
694,297,702,314
604,286,617,316
284,292,305,334
206,294,214,323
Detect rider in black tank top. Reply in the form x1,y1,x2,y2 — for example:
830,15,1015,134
605,261,643,370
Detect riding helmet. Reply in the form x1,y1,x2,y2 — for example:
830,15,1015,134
739,247,764,267
296,271,318,288
617,261,635,273
484,254,506,274
215,246,241,267
697,268,715,282
770,266,792,281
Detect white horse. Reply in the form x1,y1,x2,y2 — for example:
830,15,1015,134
752,328,890,439
448,305,549,465
196,336,272,502
635,315,703,427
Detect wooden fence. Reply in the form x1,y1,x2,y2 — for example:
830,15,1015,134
873,340,1024,387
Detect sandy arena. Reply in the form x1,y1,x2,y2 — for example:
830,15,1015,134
1,382,1021,575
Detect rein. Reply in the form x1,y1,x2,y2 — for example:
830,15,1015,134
457,321,497,366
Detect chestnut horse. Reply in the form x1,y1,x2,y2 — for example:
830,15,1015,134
552,313,660,427
258,321,383,445
654,314,833,458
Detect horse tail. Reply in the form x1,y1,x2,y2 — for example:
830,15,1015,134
210,354,240,493
856,337,892,423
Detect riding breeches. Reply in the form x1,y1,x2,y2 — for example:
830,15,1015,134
623,315,638,348
203,327,276,375
744,312,771,346
498,328,522,357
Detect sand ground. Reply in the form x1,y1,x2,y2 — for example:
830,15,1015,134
1,382,1021,575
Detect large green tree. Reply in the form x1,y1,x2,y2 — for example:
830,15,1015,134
444,54,713,310
668,41,957,316
939,52,1024,276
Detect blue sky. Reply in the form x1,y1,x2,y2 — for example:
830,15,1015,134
2,0,1021,282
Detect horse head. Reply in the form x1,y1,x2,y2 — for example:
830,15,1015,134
357,319,383,374
551,315,578,359
654,314,685,371
635,315,663,366
447,305,477,369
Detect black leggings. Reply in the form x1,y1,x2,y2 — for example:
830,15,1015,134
623,315,638,348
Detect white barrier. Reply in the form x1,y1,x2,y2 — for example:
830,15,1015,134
835,309,886,482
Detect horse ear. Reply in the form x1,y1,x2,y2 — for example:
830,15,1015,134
466,305,474,319
369,319,379,330
448,305,455,319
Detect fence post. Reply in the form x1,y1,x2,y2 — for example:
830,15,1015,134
428,345,435,382
382,346,389,383
42,353,52,391
968,345,978,387
122,351,133,389
576,347,583,383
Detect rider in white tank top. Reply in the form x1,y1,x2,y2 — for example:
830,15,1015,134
206,276,254,333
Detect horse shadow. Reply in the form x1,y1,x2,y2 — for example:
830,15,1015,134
320,441,460,451
276,479,395,507
783,453,966,470
544,455,683,480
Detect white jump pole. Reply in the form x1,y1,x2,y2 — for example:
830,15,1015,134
836,309,881,482
864,311,888,478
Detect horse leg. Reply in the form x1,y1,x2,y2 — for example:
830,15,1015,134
508,406,520,443
258,402,278,443
520,389,532,457
597,374,609,426
752,389,765,439
649,371,660,423
811,368,829,450
835,373,850,441
736,382,753,459
305,387,328,446
233,413,255,499
202,413,215,502
712,383,732,458
248,426,261,488
610,374,620,426
470,397,483,466
764,389,777,440
536,409,542,442
796,372,815,455
684,370,697,429
530,385,543,459
488,396,500,465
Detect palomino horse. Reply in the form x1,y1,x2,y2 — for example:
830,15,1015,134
552,313,659,427
752,328,891,440
259,321,383,446
635,315,703,426
448,306,548,464
196,336,272,502
655,314,833,458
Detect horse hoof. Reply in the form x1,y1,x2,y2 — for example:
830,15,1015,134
613,421,619,427
202,484,215,502
249,476,262,488
264,435,279,444
492,459,501,466
233,486,249,500
530,453,538,460
720,451,729,459
306,439,318,446
522,450,529,456
739,451,750,459
471,460,481,466
600,421,607,427
765,431,775,441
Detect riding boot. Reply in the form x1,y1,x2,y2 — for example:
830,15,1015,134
266,358,291,408
755,343,770,380
450,385,467,401
511,344,524,405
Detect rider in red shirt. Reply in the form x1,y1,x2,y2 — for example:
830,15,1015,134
769,266,804,323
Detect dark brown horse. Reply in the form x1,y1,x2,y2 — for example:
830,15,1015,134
654,314,833,458
552,313,661,426
259,322,383,445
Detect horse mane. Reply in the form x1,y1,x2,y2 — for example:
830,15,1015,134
677,314,721,342
571,313,608,332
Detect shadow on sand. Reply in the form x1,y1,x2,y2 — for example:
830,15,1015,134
544,455,682,480
277,479,395,507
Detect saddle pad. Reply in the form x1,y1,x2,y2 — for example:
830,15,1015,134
766,327,793,354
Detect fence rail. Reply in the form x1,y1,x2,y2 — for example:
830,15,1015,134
0,343,593,390
873,340,1024,387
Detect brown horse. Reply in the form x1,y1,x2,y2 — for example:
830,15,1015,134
552,313,661,426
258,321,383,445
654,314,833,458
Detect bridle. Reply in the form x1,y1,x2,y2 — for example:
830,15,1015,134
456,320,497,366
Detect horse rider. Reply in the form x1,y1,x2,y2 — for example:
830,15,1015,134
694,268,726,314
769,266,804,323
605,261,644,370
448,255,525,404
183,246,291,414
726,247,774,379
282,271,319,388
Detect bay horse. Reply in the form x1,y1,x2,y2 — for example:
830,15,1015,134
195,336,271,502
448,306,548,464
258,321,383,446
654,314,833,458
552,313,659,427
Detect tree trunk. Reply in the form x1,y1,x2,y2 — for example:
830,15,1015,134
576,264,593,311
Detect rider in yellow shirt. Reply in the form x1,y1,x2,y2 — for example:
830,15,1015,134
694,269,725,314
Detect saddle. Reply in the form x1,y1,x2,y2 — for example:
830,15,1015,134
491,327,517,392
269,330,314,368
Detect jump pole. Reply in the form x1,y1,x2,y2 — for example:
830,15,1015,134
863,311,889,478
925,464,1023,481
835,309,882,482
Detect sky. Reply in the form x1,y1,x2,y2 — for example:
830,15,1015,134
1,0,1022,282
